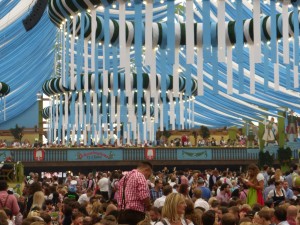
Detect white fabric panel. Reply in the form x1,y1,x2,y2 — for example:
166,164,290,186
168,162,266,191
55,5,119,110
145,0,153,66
118,0,126,67
227,46,233,94
197,46,204,96
249,45,255,94
186,0,194,64
217,0,226,62
84,40,89,92
173,48,180,97
253,0,261,63
294,65,299,88
282,1,289,64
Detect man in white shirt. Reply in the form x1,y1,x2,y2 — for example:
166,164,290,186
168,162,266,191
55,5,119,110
98,173,109,200
78,188,93,205
153,185,172,208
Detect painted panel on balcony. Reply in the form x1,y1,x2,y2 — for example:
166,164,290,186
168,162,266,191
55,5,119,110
67,149,123,161
0,150,12,161
177,149,212,160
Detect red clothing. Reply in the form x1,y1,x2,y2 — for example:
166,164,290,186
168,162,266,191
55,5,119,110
287,218,296,225
115,169,150,213
0,191,20,215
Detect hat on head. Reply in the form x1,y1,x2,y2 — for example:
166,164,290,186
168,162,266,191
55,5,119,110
194,200,209,211
70,180,77,185
197,178,205,184
68,185,77,192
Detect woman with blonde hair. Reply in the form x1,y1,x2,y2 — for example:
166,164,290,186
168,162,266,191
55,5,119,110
30,191,45,211
271,169,284,182
89,200,103,224
243,164,264,206
155,193,193,225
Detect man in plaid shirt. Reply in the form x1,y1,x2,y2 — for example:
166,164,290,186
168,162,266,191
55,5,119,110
116,161,153,225
150,179,163,201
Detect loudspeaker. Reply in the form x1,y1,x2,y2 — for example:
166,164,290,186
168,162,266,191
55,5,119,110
22,0,48,32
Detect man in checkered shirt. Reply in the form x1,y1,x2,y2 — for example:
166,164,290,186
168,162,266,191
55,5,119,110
116,161,153,225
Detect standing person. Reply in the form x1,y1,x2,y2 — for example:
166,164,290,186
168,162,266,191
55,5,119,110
154,185,173,208
98,173,109,200
155,193,192,225
208,170,220,191
196,178,211,201
282,181,294,200
267,181,286,207
150,179,163,202
272,207,289,225
0,180,20,216
287,205,297,225
286,110,298,142
116,161,153,225
243,164,264,207
216,183,231,204
262,117,278,146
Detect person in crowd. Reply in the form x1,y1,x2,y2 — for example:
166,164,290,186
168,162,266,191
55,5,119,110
189,171,199,188
209,170,220,191
193,189,209,212
196,178,211,201
154,185,172,208
99,215,118,225
71,212,84,225
261,165,269,188
272,207,289,225
168,174,177,188
64,181,79,201
211,138,217,146
149,206,162,225
78,188,93,205
286,205,297,225
201,210,217,225
0,210,9,225
109,170,121,200
155,193,192,225
0,180,20,216
252,210,272,225
178,183,191,200
89,201,103,224
271,169,284,182
267,181,286,207
98,173,109,200
220,171,233,188
221,212,238,225
3,208,13,225
86,172,96,191
219,137,225,146
243,164,264,206
116,161,153,225
216,183,231,204
282,181,294,200
285,164,298,188
263,178,275,202
150,179,163,202
30,191,45,211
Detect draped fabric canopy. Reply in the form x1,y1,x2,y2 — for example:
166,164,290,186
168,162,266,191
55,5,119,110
0,0,300,132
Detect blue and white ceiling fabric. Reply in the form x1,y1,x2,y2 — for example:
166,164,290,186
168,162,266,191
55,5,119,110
1,0,300,145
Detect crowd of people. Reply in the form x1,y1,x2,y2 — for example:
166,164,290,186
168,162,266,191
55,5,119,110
1,162,300,225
